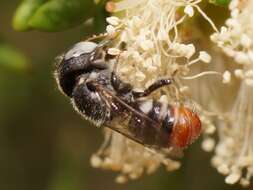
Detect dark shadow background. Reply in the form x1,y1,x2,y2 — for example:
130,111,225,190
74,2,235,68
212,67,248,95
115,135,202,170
0,1,249,190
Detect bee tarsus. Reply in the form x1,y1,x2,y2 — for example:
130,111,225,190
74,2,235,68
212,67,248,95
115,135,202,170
132,79,173,98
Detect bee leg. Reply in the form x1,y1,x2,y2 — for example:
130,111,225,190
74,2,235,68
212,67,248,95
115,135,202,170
85,33,107,42
111,72,133,94
132,79,173,98
72,79,110,126
91,59,108,70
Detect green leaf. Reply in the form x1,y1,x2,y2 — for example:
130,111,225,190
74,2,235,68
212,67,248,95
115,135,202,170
28,0,96,32
93,0,108,32
0,45,29,71
12,0,48,31
209,0,231,6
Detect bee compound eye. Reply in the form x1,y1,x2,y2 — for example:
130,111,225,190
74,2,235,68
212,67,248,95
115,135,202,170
72,82,109,126
56,42,98,97
56,61,88,97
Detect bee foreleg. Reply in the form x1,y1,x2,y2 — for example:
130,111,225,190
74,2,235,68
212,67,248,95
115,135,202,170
91,59,108,70
110,72,133,94
132,79,173,98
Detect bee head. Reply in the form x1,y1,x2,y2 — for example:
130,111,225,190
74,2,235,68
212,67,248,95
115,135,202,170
55,41,107,97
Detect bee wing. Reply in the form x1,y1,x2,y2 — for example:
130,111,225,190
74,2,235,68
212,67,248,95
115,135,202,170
95,83,183,158
105,123,184,158
96,84,159,137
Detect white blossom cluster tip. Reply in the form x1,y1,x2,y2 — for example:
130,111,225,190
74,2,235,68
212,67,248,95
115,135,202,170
210,0,253,186
90,130,181,183
211,83,253,187
211,0,253,86
105,0,216,90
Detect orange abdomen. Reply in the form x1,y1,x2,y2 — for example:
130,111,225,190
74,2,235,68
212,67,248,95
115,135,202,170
170,106,202,148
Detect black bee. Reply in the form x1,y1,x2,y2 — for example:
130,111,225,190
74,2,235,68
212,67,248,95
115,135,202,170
54,38,201,149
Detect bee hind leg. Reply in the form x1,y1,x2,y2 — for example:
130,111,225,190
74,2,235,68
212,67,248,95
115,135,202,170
72,80,110,126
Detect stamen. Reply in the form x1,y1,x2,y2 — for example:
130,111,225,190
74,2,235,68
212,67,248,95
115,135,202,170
106,0,144,12
193,5,218,32
188,58,200,66
181,71,222,80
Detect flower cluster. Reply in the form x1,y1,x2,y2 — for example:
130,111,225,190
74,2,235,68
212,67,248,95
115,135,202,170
211,83,253,186
211,0,253,86
91,129,181,183
90,0,223,183
84,0,253,185
105,0,216,90
210,0,253,186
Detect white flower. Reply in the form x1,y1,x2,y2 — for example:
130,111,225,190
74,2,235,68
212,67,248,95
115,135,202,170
222,71,231,84
199,51,212,63
106,25,116,36
212,82,253,186
225,172,241,184
93,0,220,182
106,16,120,26
201,138,215,152
184,5,194,17
91,130,181,183
107,48,121,55
211,0,253,66
210,0,253,185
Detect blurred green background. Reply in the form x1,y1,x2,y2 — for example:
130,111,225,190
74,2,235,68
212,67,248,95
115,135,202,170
0,1,249,190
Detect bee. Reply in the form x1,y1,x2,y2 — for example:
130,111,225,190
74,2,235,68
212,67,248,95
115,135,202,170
54,37,201,150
